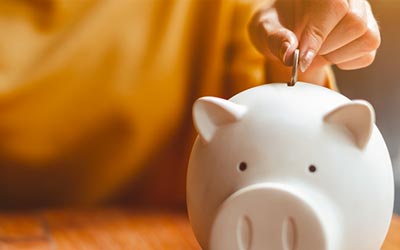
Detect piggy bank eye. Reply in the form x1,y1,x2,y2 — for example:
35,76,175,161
308,165,317,173
238,162,247,172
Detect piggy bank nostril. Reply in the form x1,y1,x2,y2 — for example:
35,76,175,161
282,216,297,250
237,215,252,250
238,162,247,172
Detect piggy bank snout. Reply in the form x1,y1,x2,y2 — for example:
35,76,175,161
209,184,337,250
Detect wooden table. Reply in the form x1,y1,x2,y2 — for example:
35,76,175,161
0,209,398,249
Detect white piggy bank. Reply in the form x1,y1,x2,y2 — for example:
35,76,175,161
187,82,394,250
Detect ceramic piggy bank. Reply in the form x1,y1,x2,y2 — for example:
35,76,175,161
187,82,394,250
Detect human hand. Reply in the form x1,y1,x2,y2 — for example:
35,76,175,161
248,0,380,72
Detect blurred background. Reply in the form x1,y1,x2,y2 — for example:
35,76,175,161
335,0,400,213
0,0,398,214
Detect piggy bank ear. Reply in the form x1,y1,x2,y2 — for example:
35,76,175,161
193,97,247,144
324,100,375,150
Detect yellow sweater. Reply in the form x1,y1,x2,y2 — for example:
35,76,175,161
0,0,334,208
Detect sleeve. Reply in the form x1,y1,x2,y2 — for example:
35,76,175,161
221,0,268,96
324,66,338,91
0,0,192,207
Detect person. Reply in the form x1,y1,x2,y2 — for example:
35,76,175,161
0,0,380,208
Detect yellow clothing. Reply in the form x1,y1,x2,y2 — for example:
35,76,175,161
0,0,334,208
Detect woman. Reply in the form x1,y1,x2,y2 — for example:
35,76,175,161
0,0,379,208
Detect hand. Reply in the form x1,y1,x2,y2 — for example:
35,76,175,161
248,0,380,73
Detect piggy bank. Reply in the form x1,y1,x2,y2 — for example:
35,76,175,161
187,82,394,250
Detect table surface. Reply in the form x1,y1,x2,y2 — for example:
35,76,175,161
0,209,398,250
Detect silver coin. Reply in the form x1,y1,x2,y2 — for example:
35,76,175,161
289,49,299,86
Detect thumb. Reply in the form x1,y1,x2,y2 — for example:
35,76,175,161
249,8,298,65
298,0,349,72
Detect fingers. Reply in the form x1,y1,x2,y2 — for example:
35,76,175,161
323,1,380,69
337,51,376,70
319,0,368,55
248,7,298,65
298,0,349,72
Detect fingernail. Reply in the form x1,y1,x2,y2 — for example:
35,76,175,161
300,49,316,72
280,42,291,64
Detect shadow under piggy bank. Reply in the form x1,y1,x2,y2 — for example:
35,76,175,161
187,82,394,250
